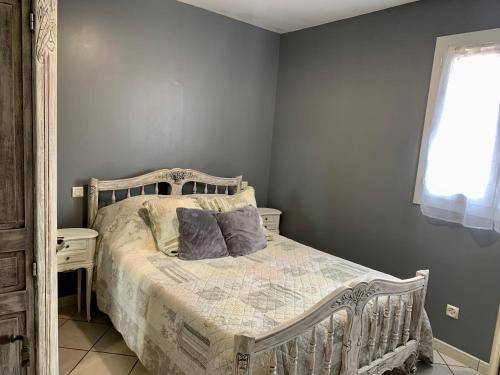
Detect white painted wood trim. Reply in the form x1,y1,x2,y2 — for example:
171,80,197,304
413,27,500,204
33,0,58,374
488,305,500,375
433,338,490,374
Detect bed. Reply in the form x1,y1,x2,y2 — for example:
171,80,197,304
88,168,433,375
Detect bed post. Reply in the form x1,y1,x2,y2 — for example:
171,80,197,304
405,269,429,374
413,270,429,337
88,178,99,228
341,305,365,375
234,334,255,375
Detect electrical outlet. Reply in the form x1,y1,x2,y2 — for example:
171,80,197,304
446,304,460,319
72,186,84,198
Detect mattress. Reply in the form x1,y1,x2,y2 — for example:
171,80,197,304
92,195,433,375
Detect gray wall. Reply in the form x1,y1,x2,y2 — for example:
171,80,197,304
58,0,279,228
269,0,500,361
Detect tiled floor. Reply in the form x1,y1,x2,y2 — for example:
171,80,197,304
58,304,148,375
58,303,481,375
420,351,481,375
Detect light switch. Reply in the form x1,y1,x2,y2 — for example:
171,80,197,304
72,186,84,198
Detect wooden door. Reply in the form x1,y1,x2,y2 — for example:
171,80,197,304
0,0,35,374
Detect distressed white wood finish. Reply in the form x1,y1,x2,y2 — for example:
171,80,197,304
321,314,335,375
306,326,317,375
402,295,413,344
56,229,98,322
234,270,429,375
390,296,403,351
378,296,392,359
258,208,281,234
33,0,58,374
269,348,277,375
88,168,242,227
288,339,298,375
368,297,379,362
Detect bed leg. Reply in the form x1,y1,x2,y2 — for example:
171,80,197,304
234,335,255,375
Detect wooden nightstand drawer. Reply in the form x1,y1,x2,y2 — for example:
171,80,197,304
57,250,87,265
262,215,279,225
60,239,87,252
263,222,278,231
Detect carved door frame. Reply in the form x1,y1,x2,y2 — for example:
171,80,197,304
33,0,58,373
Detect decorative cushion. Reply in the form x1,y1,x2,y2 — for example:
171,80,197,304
176,208,228,260
216,205,267,257
195,187,257,212
143,196,201,256
195,187,265,229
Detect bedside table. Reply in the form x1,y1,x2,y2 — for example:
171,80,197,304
258,207,282,234
57,228,98,322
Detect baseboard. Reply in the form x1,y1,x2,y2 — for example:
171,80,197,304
434,338,489,375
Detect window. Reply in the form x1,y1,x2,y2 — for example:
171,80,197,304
414,28,500,231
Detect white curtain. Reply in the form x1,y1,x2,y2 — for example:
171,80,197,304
421,43,500,232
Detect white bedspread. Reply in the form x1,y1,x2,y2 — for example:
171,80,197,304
92,196,433,375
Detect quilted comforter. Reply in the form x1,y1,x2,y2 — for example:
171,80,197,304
92,195,433,375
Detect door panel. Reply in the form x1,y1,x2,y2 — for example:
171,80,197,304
0,0,24,230
0,314,24,375
0,0,34,373
0,252,25,292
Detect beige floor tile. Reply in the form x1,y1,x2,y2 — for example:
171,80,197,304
434,350,446,365
92,327,135,356
440,352,467,367
71,307,111,325
416,363,453,375
449,366,481,375
58,347,86,375
59,320,109,350
59,318,68,327
130,361,150,375
70,352,137,375
67,309,87,322
58,304,78,319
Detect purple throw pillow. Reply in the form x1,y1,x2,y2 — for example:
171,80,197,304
216,205,267,257
176,207,228,260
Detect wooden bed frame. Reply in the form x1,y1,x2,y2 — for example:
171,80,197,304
87,168,242,226
87,168,429,375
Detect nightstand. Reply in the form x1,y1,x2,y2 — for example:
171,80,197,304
57,228,98,322
258,207,282,234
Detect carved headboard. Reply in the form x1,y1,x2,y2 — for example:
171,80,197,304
87,168,242,227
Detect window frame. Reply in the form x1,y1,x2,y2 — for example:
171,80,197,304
413,27,500,204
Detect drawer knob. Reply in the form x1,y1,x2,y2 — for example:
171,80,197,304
66,257,70,261
65,245,70,248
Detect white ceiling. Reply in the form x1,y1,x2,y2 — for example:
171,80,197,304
176,0,420,33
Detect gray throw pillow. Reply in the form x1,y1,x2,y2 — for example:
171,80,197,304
216,205,267,257
176,207,228,260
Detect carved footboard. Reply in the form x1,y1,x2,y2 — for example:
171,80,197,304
234,270,429,375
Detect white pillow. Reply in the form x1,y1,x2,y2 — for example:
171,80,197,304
143,196,201,256
195,187,258,212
